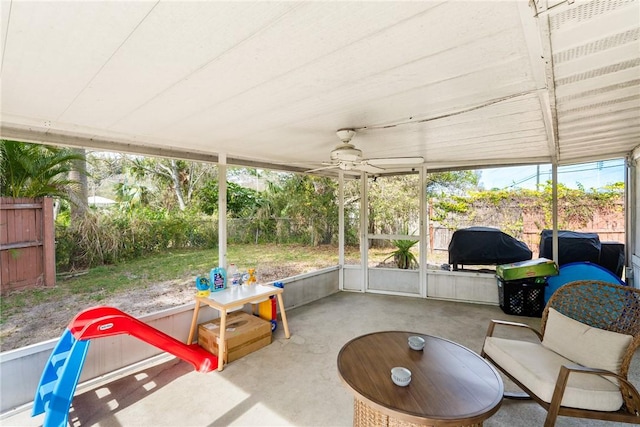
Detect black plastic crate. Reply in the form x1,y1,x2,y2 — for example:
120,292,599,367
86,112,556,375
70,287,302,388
497,277,546,317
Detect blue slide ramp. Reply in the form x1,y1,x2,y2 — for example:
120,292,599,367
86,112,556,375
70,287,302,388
32,328,90,427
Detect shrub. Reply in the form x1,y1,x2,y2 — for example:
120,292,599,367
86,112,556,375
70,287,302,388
55,208,218,272
384,239,419,269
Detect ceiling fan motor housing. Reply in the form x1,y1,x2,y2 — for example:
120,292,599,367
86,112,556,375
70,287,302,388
331,143,362,162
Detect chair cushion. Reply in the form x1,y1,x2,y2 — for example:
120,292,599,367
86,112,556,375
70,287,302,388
484,337,623,411
542,308,633,374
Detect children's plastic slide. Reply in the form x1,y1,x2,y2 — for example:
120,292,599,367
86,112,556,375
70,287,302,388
32,306,217,427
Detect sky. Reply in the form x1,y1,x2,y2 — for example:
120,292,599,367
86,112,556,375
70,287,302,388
478,158,625,191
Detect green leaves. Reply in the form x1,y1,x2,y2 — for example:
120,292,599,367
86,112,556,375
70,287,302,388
384,238,419,269
260,175,339,245
197,180,263,217
0,140,84,200
432,182,624,234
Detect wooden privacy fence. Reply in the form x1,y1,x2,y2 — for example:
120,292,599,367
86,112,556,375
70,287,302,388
0,197,55,294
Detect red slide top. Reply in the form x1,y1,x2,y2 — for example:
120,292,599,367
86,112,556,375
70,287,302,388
68,306,216,373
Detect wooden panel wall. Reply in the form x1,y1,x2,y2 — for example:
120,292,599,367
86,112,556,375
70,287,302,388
0,197,55,294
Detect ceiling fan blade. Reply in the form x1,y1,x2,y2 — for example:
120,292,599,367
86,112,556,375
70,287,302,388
367,157,424,166
357,161,387,174
305,164,339,173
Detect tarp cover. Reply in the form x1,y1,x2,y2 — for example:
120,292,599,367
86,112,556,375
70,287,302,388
599,242,625,278
545,261,625,304
538,229,601,266
448,227,532,269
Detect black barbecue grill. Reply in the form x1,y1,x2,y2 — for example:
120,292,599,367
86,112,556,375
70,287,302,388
448,227,532,271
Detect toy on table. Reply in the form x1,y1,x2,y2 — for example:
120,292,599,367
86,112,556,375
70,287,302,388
195,276,210,297
245,268,257,285
228,263,241,286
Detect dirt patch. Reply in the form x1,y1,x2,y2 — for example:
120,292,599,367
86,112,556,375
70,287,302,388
0,264,310,352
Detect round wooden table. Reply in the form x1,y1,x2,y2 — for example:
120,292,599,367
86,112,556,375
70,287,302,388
337,331,503,427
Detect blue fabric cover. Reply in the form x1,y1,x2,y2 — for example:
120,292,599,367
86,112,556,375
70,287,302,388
545,262,625,304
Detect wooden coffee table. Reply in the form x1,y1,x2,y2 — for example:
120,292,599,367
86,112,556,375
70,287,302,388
337,331,503,426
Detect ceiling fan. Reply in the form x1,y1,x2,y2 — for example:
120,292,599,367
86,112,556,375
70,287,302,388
306,129,424,174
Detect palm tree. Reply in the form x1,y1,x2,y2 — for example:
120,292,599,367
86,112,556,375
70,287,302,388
0,140,84,200
68,148,89,222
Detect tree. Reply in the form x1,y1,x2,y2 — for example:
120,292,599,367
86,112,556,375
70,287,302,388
426,170,479,196
227,167,277,192
263,174,339,245
86,152,126,198
128,157,216,211
113,180,151,212
68,148,89,223
0,140,84,200
197,180,262,217
346,171,479,247
367,175,420,237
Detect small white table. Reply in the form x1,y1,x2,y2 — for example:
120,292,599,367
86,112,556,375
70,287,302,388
186,284,290,371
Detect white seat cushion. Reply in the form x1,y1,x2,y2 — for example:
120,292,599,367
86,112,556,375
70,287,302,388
484,336,623,411
542,308,632,376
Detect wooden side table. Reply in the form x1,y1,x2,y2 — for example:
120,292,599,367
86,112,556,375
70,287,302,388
337,331,503,426
187,284,290,371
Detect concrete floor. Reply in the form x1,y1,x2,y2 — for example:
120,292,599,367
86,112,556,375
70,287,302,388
3,291,636,426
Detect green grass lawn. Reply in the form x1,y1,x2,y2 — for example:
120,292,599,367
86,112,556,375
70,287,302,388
0,244,354,325
0,242,434,326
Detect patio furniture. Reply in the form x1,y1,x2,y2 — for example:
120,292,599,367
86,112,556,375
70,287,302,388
186,283,290,371
482,280,640,426
337,331,503,426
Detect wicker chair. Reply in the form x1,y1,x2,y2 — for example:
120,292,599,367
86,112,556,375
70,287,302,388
481,280,640,426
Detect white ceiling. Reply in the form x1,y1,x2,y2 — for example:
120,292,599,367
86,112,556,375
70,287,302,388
1,0,639,175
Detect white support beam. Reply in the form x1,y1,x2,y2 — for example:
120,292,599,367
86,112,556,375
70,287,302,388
0,124,311,174
338,170,345,291
419,165,428,298
360,171,368,293
518,0,559,164
218,153,227,270
628,146,640,286
552,162,559,264
0,124,220,164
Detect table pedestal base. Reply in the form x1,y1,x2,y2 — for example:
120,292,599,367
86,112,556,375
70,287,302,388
353,399,483,427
